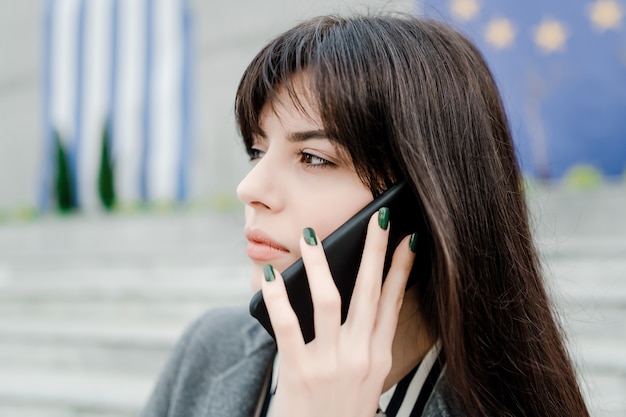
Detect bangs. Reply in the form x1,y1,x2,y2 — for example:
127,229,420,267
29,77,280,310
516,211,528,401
235,16,345,150
235,15,402,194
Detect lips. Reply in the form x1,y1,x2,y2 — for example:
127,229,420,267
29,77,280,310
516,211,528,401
244,229,290,262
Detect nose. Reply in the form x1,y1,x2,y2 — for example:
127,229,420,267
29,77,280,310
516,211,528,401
236,156,283,212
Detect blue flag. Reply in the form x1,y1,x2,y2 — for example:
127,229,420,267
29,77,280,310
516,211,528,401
421,0,626,180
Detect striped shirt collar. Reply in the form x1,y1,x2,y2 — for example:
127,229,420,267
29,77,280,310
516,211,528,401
377,341,443,417
262,341,443,417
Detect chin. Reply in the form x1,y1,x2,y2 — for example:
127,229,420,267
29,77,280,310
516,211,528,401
250,266,263,292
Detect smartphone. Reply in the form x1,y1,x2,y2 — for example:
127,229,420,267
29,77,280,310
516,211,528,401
249,181,431,343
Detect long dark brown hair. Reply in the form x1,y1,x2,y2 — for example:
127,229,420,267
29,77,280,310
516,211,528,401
235,14,589,417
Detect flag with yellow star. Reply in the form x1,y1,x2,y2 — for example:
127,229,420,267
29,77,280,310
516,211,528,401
420,0,626,181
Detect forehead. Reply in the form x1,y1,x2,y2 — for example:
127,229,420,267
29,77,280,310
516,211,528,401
258,80,323,133
254,82,353,162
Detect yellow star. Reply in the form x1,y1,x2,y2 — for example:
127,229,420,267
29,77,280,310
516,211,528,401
533,18,568,53
450,0,480,21
484,18,516,49
588,0,623,31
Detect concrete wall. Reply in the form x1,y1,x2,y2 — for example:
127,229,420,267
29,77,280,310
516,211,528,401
0,2,42,211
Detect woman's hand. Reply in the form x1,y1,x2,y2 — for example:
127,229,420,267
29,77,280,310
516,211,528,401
261,210,417,417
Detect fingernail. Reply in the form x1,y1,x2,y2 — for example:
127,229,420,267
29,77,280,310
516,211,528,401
303,227,318,246
378,207,389,230
263,264,275,282
409,233,418,253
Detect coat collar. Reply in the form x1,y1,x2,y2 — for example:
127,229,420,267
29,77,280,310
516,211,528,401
203,316,276,417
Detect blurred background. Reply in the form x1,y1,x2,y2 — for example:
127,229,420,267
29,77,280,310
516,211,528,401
0,0,624,416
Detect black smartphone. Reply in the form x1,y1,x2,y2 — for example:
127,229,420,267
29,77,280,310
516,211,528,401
249,181,431,343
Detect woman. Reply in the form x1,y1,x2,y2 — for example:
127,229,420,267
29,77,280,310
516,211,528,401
141,14,590,417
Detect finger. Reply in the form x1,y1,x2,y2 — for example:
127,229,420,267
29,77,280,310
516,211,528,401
373,233,416,348
300,227,342,344
345,208,390,341
262,264,305,359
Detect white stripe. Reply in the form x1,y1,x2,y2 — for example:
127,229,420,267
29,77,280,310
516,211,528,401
51,0,79,143
78,0,111,211
148,0,182,201
270,353,280,395
265,354,280,417
395,341,442,417
115,0,146,202
379,384,398,411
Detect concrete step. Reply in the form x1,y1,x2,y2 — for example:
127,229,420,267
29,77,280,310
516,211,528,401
0,263,249,283
562,305,626,344
0,341,169,376
0,318,182,374
546,258,626,307
0,250,246,271
526,185,626,239
0,300,219,322
0,271,251,301
575,340,626,378
0,405,128,417
0,301,250,325
0,367,151,417
537,236,626,260
0,212,244,251
0,271,253,322
578,371,626,417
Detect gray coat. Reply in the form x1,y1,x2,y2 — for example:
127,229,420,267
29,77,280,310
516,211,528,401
140,307,459,417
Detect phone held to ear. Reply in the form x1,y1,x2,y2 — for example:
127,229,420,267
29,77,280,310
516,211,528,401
249,181,431,343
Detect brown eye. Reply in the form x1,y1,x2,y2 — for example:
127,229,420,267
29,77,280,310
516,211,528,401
298,151,332,167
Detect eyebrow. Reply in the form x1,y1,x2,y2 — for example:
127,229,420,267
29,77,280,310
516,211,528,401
287,130,330,142
255,129,330,143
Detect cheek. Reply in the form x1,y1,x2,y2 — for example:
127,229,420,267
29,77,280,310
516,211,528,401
247,182,373,293
300,186,374,243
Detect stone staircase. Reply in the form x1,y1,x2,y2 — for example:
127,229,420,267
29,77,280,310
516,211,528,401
0,212,252,417
0,186,625,416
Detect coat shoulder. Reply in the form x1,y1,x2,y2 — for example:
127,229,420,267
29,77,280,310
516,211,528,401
140,307,275,417
176,306,273,370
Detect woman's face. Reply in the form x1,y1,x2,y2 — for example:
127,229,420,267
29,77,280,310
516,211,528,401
237,86,373,291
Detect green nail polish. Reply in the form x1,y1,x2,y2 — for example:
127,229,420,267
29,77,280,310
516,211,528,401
303,227,318,246
378,207,389,230
409,233,418,253
263,264,275,282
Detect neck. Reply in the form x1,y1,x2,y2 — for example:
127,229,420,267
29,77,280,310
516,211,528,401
382,286,434,392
